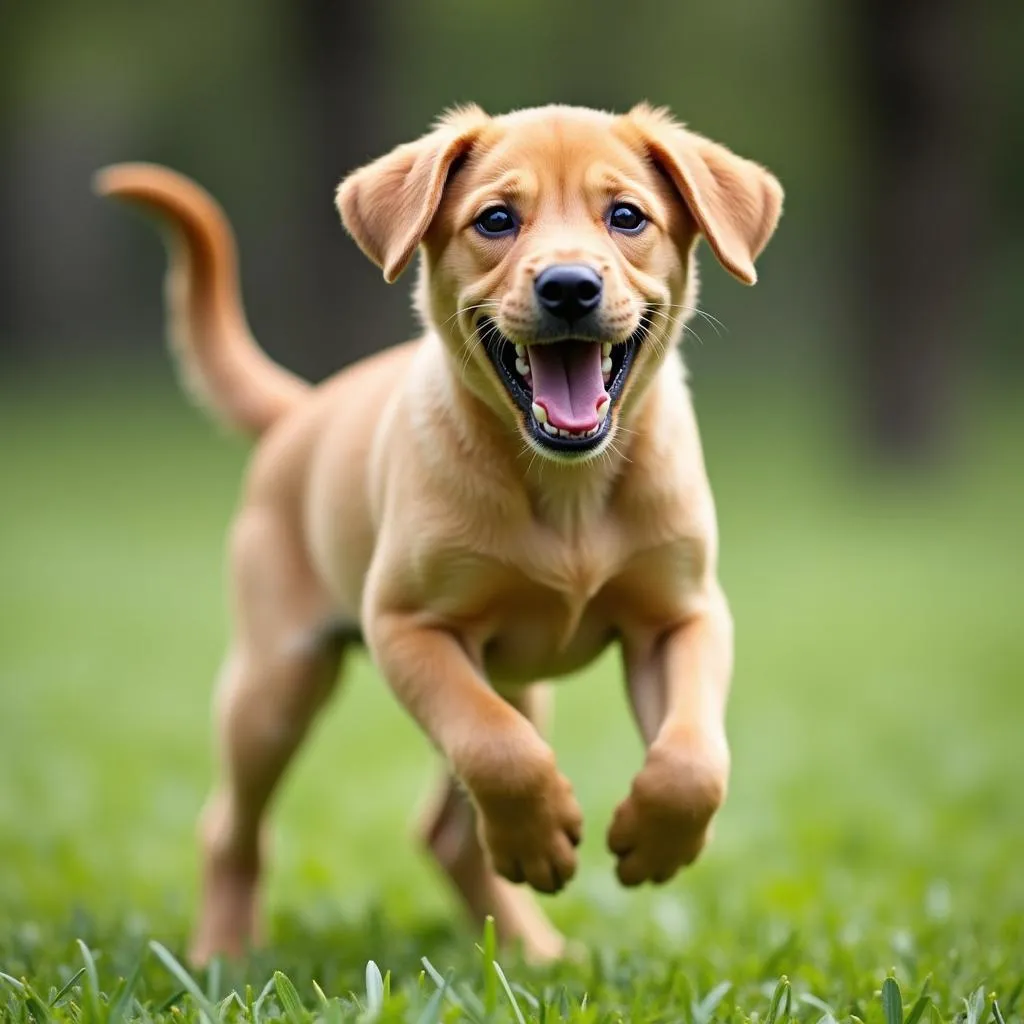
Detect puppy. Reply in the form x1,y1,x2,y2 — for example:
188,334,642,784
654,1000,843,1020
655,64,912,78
96,102,782,964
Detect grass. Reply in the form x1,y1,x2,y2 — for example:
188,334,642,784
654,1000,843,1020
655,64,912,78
1,368,1022,1021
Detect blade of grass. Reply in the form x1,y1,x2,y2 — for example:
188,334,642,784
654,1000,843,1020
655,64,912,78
206,957,222,1004
273,970,309,1024
76,939,102,1023
134,996,156,1024
905,975,933,1024
365,961,385,1018
1,974,51,1022
457,983,486,1020
108,953,147,1024
481,916,498,1016
493,960,526,1024
965,987,986,1024
511,983,540,1010
420,956,446,991
421,957,465,1012
27,983,54,1023
149,941,218,1024
154,988,186,1014
312,980,330,1010
801,995,835,1015
48,967,86,1008
882,976,903,1024
253,976,278,1021
766,976,791,1024
415,975,449,1024
220,991,247,1016
694,981,733,1024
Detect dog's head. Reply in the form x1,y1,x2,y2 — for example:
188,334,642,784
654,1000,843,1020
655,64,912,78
338,104,782,462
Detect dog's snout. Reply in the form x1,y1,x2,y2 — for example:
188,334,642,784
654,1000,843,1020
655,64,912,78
534,264,603,323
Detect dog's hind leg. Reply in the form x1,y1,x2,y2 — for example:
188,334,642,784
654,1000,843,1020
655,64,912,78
416,684,568,964
189,509,344,965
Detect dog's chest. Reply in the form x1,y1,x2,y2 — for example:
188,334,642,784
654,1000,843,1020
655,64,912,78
472,528,623,685
480,586,613,686
420,476,708,686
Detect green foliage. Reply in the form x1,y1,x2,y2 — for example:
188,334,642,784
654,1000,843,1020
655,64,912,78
0,935,1021,1023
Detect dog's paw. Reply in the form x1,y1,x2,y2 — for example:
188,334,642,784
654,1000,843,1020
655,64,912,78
472,754,583,894
607,738,728,886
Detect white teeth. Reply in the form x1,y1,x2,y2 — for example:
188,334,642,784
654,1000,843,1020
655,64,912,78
515,343,526,357
597,398,610,421
537,418,603,441
515,357,530,377
601,356,613,375
602,342,612,357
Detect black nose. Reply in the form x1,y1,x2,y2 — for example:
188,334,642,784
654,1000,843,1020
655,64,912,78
534,264,603,323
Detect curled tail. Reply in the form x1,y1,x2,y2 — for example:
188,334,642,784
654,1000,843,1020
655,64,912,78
95,163,310,437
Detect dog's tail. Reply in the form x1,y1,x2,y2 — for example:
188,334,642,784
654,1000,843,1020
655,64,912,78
95,163,309,438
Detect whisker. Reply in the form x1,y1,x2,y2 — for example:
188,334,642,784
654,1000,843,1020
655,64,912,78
458,335,478,381
604,435,632,466
638,317,670,360
646,307,706,348
650,303,727,336
441,301,500,329
462,319,503,379
646,306,715,342
682,325,704,347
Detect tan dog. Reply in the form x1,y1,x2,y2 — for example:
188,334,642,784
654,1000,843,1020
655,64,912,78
96,102,782,964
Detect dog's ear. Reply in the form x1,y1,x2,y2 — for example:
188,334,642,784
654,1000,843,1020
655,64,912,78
627,104,783,285
336,105,489,283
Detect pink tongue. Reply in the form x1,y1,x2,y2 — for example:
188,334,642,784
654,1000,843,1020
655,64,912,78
527,341,608,432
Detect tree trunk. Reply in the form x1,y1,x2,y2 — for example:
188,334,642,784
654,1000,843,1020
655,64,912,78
289,0,406,381
851,0,980,460
0,14,25,359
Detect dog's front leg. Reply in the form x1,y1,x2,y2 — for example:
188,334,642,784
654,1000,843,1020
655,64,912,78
367,610,582,894
609,582,733,886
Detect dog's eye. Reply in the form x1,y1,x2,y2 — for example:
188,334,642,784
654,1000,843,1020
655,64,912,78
609,204,647,234
475,206,517,237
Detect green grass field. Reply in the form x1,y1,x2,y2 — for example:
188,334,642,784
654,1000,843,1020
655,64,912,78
1,371,1022,1022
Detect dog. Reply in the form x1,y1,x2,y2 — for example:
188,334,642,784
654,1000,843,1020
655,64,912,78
96,102,782,964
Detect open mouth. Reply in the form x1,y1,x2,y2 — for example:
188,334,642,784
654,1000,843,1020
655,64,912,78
480,319,644,454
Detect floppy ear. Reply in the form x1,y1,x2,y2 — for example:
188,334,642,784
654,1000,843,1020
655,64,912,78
628,104,783,285
336,105,489,283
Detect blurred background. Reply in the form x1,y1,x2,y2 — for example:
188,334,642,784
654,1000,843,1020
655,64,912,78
3,0,1024,448
1,0,1023,962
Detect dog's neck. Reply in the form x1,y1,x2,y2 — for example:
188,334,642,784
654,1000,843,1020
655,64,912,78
424,333,658,533
520,440,626,535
